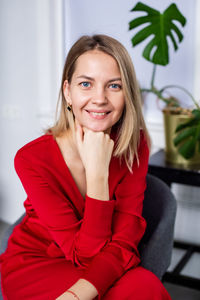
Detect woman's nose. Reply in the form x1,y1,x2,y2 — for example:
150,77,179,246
92,87,108,104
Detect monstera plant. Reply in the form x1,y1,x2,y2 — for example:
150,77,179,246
129,2,200,161
174,109,200,159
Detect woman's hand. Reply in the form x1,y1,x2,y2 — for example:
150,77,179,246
75,122,114,179
75,121,114,200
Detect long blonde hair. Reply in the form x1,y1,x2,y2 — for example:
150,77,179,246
46,34,150,171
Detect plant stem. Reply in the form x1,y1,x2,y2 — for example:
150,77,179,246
151,64,157,88
160,84,200,109
141,68,199,109
140,87,178,106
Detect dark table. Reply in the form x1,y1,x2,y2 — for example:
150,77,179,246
148,149,200,290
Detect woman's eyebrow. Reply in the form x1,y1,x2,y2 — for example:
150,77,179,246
77,75,94,81
76,75,122,82
108,77,122,83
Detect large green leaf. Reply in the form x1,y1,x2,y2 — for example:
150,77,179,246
177,139,196,159
174,127,196,146
173,109,200,159
175,109,200,132
129,2,186,66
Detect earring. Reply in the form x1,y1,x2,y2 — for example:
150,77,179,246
67,103,72,112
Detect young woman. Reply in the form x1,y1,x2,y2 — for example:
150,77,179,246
0,35,171,300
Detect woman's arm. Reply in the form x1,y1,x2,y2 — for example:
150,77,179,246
59,128,149,300
56,279,98,300
14,142,115,267
78,131,149,298
75,123,114,201
56,125,114,300
14,128,114,300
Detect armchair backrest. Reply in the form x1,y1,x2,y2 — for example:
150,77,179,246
139,174,177,279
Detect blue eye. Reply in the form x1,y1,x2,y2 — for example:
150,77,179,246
110,83,121,89
80,82,90,88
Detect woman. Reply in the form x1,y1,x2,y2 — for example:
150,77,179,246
0,35,171,300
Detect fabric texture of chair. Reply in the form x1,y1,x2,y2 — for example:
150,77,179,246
139,174,177,279
0,174,177,299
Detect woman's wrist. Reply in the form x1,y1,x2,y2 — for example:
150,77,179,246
86,176,109,201
66,290,80,300
68,279,98,300
86,169,109,181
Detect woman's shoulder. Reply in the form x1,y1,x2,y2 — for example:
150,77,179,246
15,133,54,159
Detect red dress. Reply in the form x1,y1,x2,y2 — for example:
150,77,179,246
0,133,171,300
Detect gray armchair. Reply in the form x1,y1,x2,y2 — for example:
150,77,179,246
140,173,177,279
0,174,177,298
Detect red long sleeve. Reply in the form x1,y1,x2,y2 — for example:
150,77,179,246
13,132,149,298
14,153,115,267
82,135,149,296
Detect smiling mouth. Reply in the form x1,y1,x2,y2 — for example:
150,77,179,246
90,112,108,116
86,110,110,116
85,110,111,119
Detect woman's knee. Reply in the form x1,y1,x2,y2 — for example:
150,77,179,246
103,267,171,300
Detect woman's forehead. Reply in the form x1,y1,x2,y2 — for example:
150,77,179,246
72,50,121,79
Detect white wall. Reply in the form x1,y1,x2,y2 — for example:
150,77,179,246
0,0,40,223
0,0,64,223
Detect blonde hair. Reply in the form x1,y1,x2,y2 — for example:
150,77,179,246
46,34,150,171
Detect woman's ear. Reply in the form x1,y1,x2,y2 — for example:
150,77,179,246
63,80,72,105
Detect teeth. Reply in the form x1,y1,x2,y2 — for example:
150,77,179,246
90,112,107,116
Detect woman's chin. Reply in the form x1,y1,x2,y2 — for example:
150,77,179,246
75,118,112,133
85,124,111,133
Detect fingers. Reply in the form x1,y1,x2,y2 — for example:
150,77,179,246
75,119,88,137
74,119,114,152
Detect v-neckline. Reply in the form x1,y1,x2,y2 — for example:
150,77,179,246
51,134,86,202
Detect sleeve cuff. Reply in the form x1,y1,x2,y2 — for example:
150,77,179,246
81,195,115,238
81,251,124,298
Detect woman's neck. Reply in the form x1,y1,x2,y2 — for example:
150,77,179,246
58,129,80,158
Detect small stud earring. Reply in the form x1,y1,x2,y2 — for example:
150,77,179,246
67,103,72,112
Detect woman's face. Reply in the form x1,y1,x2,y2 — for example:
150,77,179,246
63,50,125,133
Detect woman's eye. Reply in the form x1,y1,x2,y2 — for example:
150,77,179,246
80,82,91,88
109,83,122,90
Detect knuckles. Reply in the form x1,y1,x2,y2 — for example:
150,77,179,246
83,129,114,149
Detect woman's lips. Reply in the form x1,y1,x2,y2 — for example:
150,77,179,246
86,110,110,120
